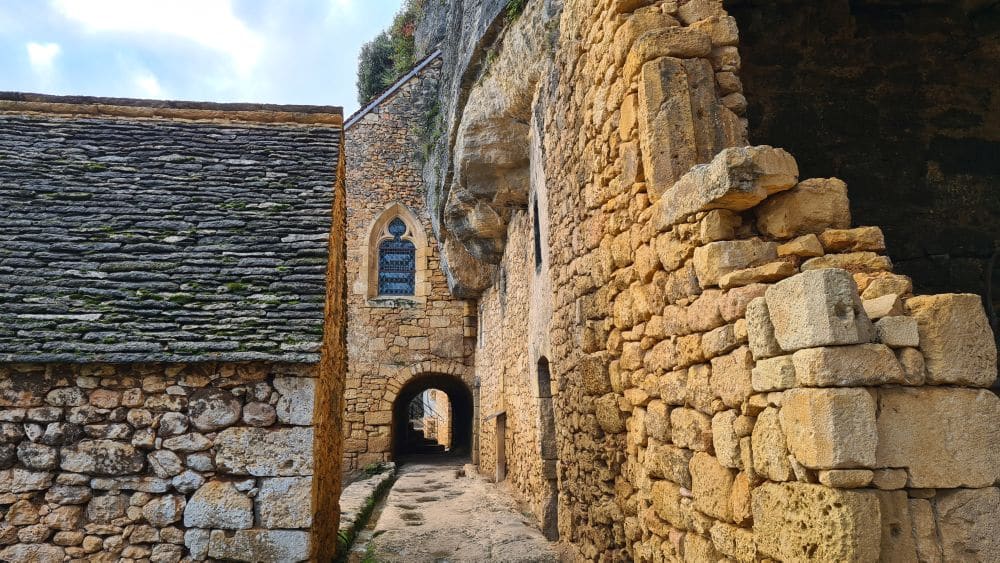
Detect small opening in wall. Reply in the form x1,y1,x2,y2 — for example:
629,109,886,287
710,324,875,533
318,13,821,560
533,196,543,272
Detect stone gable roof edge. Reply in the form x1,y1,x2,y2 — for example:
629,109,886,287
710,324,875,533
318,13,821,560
345,49,443,129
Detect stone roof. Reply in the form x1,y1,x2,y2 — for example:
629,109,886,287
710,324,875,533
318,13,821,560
0,94,343,364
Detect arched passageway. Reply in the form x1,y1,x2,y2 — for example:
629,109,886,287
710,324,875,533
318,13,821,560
392,373,474,458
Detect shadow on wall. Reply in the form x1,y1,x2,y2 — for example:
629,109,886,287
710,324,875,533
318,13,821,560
728,0,1000,371
392,373,474,457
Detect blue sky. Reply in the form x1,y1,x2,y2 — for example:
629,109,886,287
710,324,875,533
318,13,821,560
0,0,404,115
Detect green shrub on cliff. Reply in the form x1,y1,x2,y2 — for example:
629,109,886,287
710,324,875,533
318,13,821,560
356,0,425,106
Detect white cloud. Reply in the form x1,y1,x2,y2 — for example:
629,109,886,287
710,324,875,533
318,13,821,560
131,69,165,98
26,41,61,72
51,0,264,74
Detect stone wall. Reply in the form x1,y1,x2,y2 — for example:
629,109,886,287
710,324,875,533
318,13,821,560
728,0,1000,358
427,0,999,560
0,362,326,562
343,57,476,471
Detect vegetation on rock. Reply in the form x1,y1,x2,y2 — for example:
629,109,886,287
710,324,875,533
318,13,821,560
355,0,425,106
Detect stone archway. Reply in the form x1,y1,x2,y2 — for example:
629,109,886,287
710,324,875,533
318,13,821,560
391,372,475,458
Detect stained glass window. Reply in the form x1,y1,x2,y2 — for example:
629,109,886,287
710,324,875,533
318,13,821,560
378,218,416,296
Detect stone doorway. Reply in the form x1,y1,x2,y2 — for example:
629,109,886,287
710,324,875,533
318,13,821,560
391,373,474,459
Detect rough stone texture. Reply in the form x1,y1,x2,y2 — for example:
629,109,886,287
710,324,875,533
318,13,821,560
214,427,314,476
752,482,880,562
791,344,904,387
754,178,851,238
876,387,1000,488
906,294,997,387
257,477,313,529
765,268,873,352
934,487,1000,562
207,529,311,562
184,481,253,530
0,110,340,364
780,388,877,469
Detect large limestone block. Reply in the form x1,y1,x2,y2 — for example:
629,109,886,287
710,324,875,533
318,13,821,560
648,443,693,488
670,407,712,452
751,407,792,482
258,477,312,528
906,294,997,387
752,482,880,562
780,388,877,469
215,427,313,476
188,389,241,432
208,529,311,562
792,344,904,387
653,146,798,229
709,346,753,408
692,239,777,288
873,490,918,563
754,177,851,238
690,452,735,521
274,377,316,426
935,487,1000,562
624,27,712,80
876,387,1000,488
745,297,782,360
60,440,144,476
184,481,252,529
595,394,626,434
751,354,795,392
765,268,873,352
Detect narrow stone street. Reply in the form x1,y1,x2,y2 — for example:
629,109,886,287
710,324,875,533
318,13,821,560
362,457,562,562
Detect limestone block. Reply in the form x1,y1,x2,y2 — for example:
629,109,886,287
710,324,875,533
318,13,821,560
690,452,735,522
208,529,310,562
719,283,768,322
718,261,796,289
142,494,185,527
625,27,713,81
871,468,907,490
751,482,880,562
908,499,944,563
698,209,740,242
274,377,316,426
147,450,184,478
906,293,997,387
653,146,798,228
876,387,1000,488
801,252,893,274
874,316,919,348
711,410,740,469
648,443,693,488
862,293,904,319
645,400,671,442
777,234,823,258
187,389,241,432
183,481,252,529
817,469,873,488
685,363,718,415
692,239,777,288
861,273,912,300
751,407,792,482
701,324,740,358
709,346,753,408
765,268,873,352
935,488,999,562
595,394,626,434
709,522,755,563
791,344,904,387
0,545,66,562
659,368,687,406
780,388,877,469
257,477,312,528
751,354,795,392
873,490,918,563
690,15,739,46
754,177,850,239
896,347,926,385
214,427,313,476
650,479,685,528
670,407,712,452
818,226,886,253
745,297,782,360
86,493,127,522
677,0,724,24
60,440,144,476
687,289,725,332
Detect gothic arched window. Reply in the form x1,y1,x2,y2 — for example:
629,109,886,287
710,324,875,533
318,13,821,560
377,218,416,296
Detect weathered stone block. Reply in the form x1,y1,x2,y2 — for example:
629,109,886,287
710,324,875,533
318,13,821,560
906,293,997,387
581,353,613,396
751,407,792,482
645,400,670,442
274,377,316,426
718,260,797,289
862,293,904,319
754,177,850,238
751,354,795,392
188,389,241,432
710,521,755,563
745,297,782,360
818,226,886,253
653,146,798,228
647,443,693,488
801,251,893,274
208,529,310,562
752,482,880,562
692,239,777,288
873,316,919,348
214,427,313,476
817,469,873,488
935,487,999,563
876,387,999,488
780,388,877,469
60,440,144,476
709,346,753,408
791,344,904,387
691,452,735,522
142,494,185,527
711,410,739,469
257,477,312,528
765,268,873,352
184,481,252,529
777,234,824,258
595,394,626,434
670,407,712,451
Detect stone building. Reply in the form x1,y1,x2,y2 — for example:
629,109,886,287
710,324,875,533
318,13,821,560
0,94,346,562
342,52,477,472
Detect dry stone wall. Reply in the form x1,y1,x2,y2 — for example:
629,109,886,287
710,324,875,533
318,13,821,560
343,58,476,471
0,362,324,562
431,0,1000,560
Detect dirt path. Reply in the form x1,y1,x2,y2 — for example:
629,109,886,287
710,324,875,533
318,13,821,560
365,457,562,562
